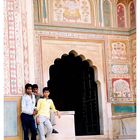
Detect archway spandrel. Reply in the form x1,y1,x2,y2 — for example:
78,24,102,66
41,39,105,86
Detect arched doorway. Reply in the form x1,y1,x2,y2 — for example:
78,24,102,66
48,51,100,136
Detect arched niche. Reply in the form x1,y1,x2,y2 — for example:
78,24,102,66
117,3,126,28
48,50,101,135
103,0,111,27
128,1,136,28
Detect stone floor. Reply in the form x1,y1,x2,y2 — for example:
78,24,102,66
36,134,136,140
35,112,136,140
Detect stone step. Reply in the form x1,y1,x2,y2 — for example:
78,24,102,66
115,135,136,140
37,111,75,140
37,135,75,140
76,135,109,140
116,139,136,140
36,134,136,140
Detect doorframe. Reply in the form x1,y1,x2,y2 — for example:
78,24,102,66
40,38,110,136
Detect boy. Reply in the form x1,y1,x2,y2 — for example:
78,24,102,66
21,83,37,140
36,87,61,140
32,84,58,134
32,84,43,106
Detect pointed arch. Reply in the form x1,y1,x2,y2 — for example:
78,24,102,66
117,3,126,28
128,1,136,28
33,0,48,23
33,0,40,22
103,0,111,27
48,50,101,135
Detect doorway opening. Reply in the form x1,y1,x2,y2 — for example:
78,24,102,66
48,51,100,136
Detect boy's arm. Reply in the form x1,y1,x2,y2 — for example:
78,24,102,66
50,100,61,118
36,116,40,124
21,96,27,114
36,99,41,113
56,110,61,118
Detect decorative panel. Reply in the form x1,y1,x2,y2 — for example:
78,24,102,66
5,0,18,95
112,104,136,114
132,56,136,81
111,42,127,60
112,78,131,98
103,0,111,27
33,0,48,23
111,64,129,74
117,4,125,28
4,0,30,95
129,1,136,28
4,101,17,136
52,0,92,24
107,39,134,103
130,39,136,101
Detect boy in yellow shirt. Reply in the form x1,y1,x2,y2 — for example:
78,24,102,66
36,87,60,140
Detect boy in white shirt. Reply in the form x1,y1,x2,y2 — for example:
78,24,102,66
21,83,37,140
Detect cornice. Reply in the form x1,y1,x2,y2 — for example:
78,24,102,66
34,24,136,36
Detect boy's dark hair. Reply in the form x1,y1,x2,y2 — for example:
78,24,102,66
25,83,32,90
43,87,50,93
32,84,38,89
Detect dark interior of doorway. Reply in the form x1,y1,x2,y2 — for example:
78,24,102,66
48,51,100,136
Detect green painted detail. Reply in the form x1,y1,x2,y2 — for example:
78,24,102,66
43,0,47,18
114,106,136,113
103,0,111,27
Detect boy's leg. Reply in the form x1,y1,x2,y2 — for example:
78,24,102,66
50,110,56,126
37,116,46,140
21,113,29,140
50,110,59,133
44,118,53,137
29,116,37,140
34,116,38,133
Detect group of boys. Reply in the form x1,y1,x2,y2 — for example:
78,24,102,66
21,83,61,140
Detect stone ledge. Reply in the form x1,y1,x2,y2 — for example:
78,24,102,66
112,113,136,120
76,135,109,140
60,111,75,115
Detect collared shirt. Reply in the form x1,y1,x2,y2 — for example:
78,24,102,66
37,98,57,118
21,93,36,115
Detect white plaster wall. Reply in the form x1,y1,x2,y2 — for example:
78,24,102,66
112,117,136,137
25,0,35,83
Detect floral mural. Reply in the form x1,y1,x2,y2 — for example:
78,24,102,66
53,0,92,24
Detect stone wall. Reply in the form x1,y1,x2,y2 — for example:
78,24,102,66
112,114,136,139
4,0,136,139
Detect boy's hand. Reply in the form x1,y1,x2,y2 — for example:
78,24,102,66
36,116,40,124
56,111,61,118
33,108,38,115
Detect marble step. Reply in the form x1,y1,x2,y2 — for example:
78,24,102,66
76,135,109,140
37,111,75,140
37,134,75,140
36,134,136,140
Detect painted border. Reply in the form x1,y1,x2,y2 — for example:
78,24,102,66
112,104,136,114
